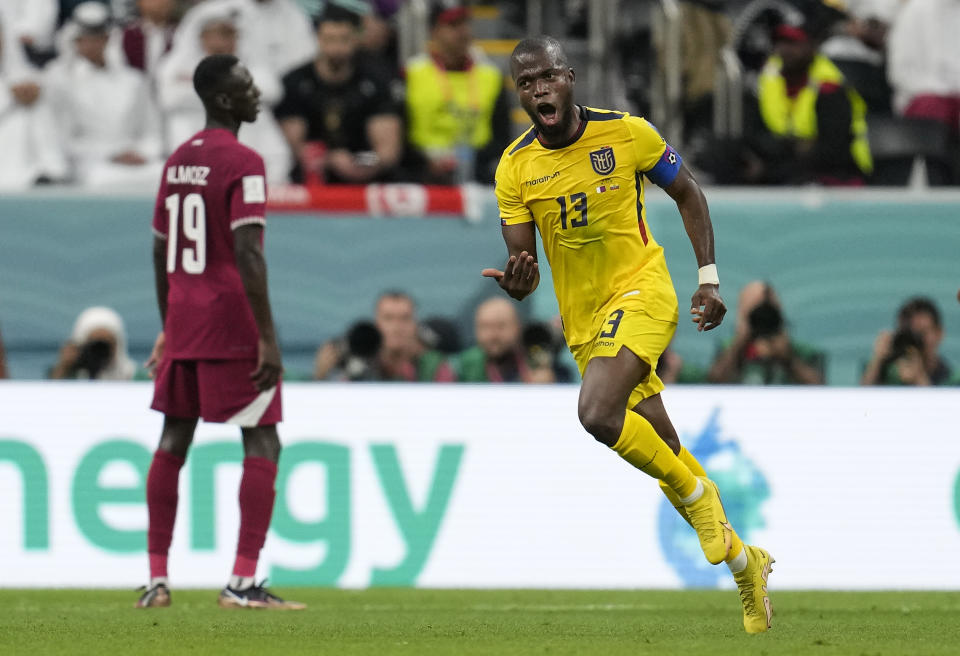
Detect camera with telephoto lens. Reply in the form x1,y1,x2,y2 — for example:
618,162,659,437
71,339,113,379
747,284,784,340
879,328,925,382
522,322,559,369
341,321,382,381
748,301,784,339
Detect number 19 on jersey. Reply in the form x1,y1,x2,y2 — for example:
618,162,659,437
165,193,207,274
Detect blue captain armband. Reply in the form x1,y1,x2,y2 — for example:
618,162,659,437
644,144,683,188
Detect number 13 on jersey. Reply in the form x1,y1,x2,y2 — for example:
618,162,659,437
165,193,206,274
556,192,588,229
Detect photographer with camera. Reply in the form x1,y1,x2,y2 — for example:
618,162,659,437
49,306,137,380
313,291,454,382
708,281,824,385
313,320,384,382
861,296,952,386
456,297,567,383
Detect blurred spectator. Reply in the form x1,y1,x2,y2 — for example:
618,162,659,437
821,0,897,115
374,290,454,381
53,0,127,68
708,281,824,385
887,0,960,133
275,4,403,184
0,12,68,188
175,0,316,81
119,0,177,76
44,2,164,187
156,3,291,181
314,291,454,381
404,1,510,184
360,2,401,77
456,297,556,383
861,296,952,386
0,323,8,379
49,306,137,380
738,14,873,185
1,0,59,62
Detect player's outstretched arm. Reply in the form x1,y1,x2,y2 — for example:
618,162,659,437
482,222,540,301
663,164,726,332
234,225,282,391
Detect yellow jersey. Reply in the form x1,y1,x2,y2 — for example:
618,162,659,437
495,106,683,346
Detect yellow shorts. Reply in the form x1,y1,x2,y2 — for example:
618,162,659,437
570,308,679,409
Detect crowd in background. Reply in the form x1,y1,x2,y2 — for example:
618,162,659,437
0,287,952,386
0,0,513,189
1,0,958,189
690,0,960,185
0,0,955,384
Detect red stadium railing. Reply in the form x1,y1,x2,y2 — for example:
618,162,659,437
267,183,482,218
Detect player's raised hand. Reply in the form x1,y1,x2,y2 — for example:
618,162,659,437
251,337,283,391
482,251,539,301
690,284,726,332
144,331,165,378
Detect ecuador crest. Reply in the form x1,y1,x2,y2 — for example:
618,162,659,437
589,146,616,175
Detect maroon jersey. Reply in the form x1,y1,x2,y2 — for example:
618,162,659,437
152,128,267,360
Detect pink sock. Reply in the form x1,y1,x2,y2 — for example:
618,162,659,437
146,449,185,579
232,457,278,578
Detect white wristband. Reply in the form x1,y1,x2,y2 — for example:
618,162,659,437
698,264,719,286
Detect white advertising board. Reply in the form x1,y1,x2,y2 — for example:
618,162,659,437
1,383,958,589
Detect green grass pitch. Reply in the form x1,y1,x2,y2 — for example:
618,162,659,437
2,589,959,655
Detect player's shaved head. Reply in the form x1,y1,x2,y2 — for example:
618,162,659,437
193,53,260,127
510,36,568,79
193,53,241,104
509,35,577,142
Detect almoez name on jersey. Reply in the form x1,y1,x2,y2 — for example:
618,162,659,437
167,165,211,186
524,171,561,187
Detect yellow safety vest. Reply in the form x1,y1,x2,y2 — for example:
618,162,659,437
758,54,873,175
405,53,503,151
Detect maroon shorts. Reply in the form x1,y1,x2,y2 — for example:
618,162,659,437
151,358,282,426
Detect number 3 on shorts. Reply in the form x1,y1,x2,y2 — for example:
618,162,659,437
599,309,625,338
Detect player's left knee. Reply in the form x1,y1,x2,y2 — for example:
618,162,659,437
578,407,622,447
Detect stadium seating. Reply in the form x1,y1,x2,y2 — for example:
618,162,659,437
867,116,956,186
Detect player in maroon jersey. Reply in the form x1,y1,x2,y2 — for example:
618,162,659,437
136,54,302,610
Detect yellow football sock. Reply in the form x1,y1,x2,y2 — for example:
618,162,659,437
676,446,707,477
611,411,698,499
658,446,744,562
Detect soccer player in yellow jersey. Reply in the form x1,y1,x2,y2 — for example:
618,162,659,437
483,36,774,633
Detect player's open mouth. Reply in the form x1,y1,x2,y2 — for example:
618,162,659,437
537,103,559,126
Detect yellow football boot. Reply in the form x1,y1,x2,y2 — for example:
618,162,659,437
683,476,733,564
733,545,775,633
